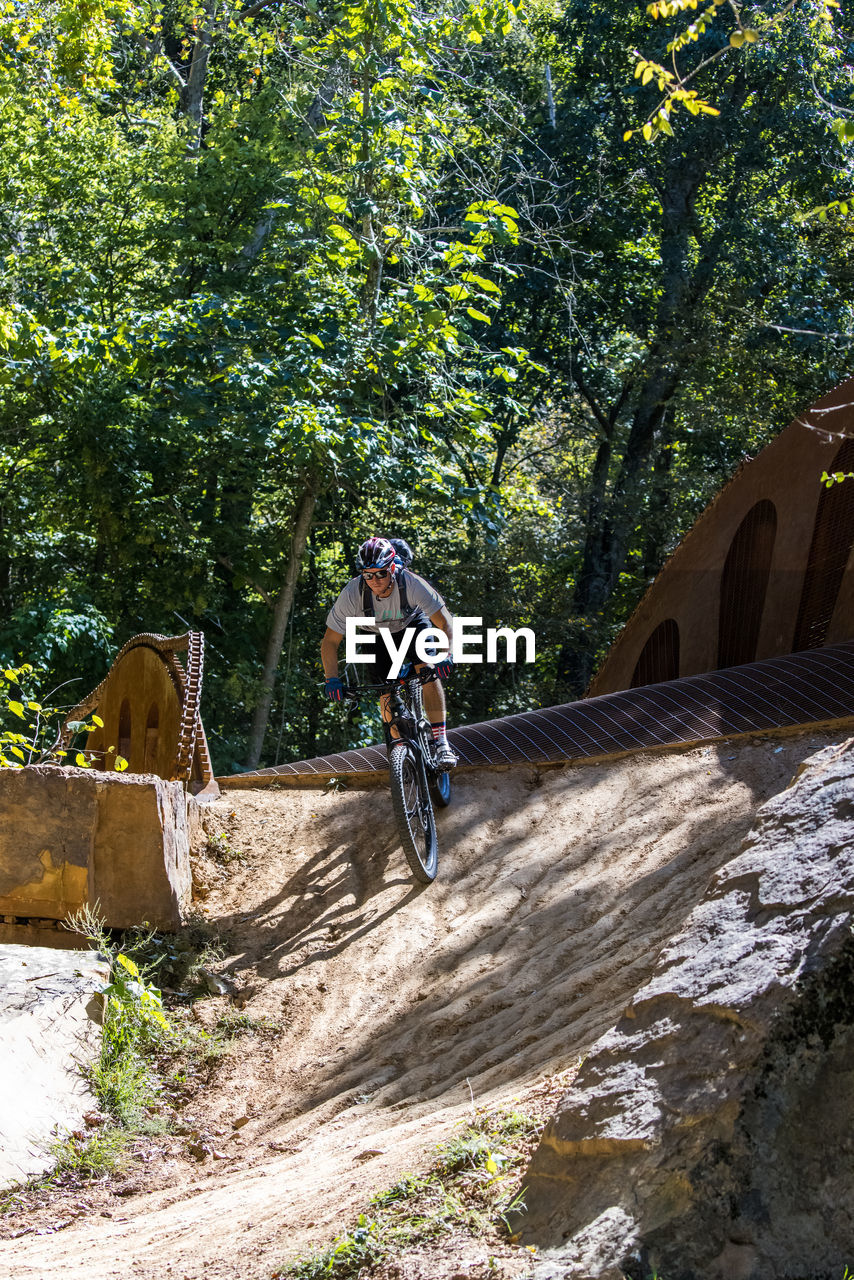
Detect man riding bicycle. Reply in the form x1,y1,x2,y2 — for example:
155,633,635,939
321,536,458,770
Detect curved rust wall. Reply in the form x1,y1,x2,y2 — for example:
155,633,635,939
793,435,854,651
589,377,854,696
85,645,182,775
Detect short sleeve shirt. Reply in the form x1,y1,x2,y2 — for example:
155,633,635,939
326,572,446,635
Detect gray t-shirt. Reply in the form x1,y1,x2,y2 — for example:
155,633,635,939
327,572,445,635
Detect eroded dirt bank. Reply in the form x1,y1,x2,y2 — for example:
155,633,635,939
1,729,842,1280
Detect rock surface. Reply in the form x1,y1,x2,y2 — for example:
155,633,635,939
521,738,854,1280
0,766,192,929
0,944,109,1187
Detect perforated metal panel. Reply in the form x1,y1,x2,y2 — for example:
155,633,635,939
220,643,854,786
794,439,854,651
718,499,777,668
630,618,680,688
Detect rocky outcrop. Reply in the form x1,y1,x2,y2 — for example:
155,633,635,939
521,738,854,1280
0,944,109,1186
0,766,192,930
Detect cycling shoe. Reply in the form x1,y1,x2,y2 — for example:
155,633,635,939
434,741,458,771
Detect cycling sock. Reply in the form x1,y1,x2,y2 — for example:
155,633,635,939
430,721,448,743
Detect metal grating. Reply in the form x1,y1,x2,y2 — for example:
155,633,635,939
218,643,854,787
793,438,854,651
630,617,680,688
718,499,777,669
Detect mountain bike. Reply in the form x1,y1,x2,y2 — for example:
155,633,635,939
345,669,452,883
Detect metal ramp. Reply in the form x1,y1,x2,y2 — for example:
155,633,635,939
218,643,854,789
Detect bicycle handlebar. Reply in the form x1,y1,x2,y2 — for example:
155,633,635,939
342,668,440,701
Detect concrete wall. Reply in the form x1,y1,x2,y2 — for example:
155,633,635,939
589,378,854,696
0,766,192,931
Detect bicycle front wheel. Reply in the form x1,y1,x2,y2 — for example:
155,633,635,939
389,742,438,883
430,768,452,807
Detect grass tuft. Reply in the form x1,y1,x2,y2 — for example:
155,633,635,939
205,831,246,865
274,1108,543,1279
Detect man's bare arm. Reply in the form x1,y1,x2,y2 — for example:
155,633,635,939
321,627,344,677
429,607,454,654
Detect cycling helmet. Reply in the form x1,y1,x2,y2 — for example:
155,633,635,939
356,536,398,574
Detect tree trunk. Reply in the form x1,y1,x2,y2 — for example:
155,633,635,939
555,364,680,697
244,484,316,768
642,411,676,579
181,3,217,153
0,503,10,617
553,154,727,699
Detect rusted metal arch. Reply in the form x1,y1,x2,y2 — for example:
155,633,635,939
59,631,211,785
218,643,854,789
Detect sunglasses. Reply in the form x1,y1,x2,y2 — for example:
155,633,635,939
362,568,390,582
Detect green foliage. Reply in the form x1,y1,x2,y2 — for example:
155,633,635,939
67,906,169,1127
0,907,184,1190
282,1215,386,1280
627,0,844,142
0,0,543,765
0,0,852,756
0,665,127,770
117,918,225,995
205,831,246,865
46,1124,135,1182
0,663,42,767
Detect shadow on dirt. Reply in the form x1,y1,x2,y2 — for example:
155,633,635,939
216,787,427,994
257,733,833,1114
205,731,836,1127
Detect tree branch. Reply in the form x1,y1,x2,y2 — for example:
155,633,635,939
131,32,186,90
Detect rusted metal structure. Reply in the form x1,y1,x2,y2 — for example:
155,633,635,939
218,643,854,788
60,632,218,797
589,376,854,696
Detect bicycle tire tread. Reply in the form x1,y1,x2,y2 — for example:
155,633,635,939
389,742,438,883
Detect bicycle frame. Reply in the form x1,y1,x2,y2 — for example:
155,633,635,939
345,669,439,764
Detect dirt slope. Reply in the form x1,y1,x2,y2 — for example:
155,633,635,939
1,729,840,1280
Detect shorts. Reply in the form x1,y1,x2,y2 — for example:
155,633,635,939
360,614,437,684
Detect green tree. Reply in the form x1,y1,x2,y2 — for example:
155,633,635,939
469,0,854,695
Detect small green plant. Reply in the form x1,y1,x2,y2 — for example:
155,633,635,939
214,1010,283,1040
0,663,43,766
0,913,239,1209
205,831,246,865
0,906,178,1201
0,663,127,770
67,905,171,1130
275,1108,543,1279
48,1125,133,1181
118,918,224,994
822,470,854,489
279,1215,386,1279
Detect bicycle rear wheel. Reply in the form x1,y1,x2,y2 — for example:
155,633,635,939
389,742,438,883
